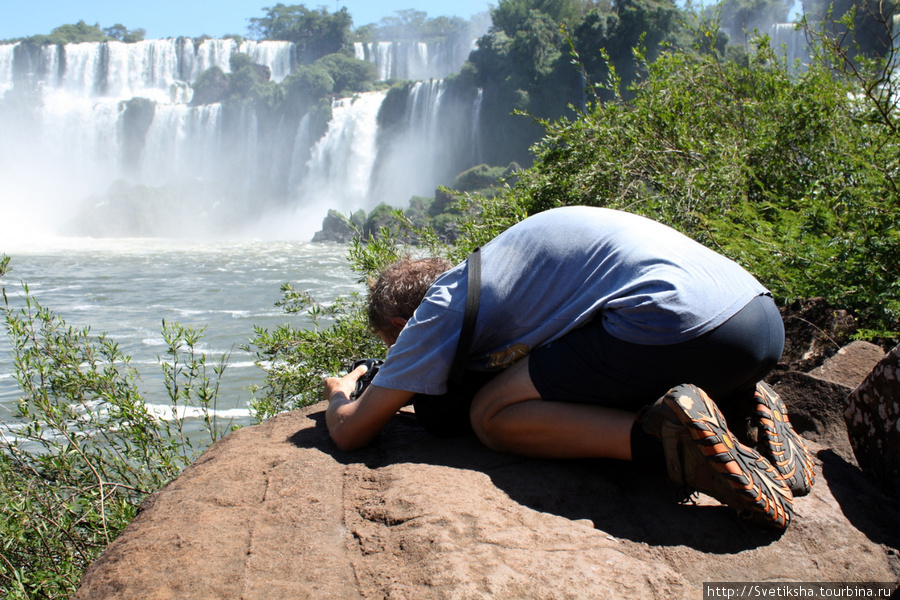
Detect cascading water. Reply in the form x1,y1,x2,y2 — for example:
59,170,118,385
770,23,811,72
261,92,389,239
366,78,482,212
0,45,14,95
471,88,484,165
0,32,485,241
140,103,223,184
238,40,294,82
891,14,900,69
354,39,477,81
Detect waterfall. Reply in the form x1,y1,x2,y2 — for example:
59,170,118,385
471,88,484,164
104,40,186,101
353,37,478,81
366,79,482,212
3,39,294,101
406,79,445,139
0,33,484,241
261,92,388,239
288,113,314,191
0,43,16,95
891,14,900,69
185,38,235,81
60,43,104,96
140,103,223,184
402,42,431,81
770,23,810,72
373,42,395,81
301,93,386,206
238,41,293,82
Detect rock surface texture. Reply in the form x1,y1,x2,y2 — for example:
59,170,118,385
845,344,900,498
74,343,900,600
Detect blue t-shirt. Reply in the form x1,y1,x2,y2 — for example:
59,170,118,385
372,206,768,395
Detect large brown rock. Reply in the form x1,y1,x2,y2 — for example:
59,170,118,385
75,394,900,600
845,344,900,498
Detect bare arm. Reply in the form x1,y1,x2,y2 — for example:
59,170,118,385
323,364,415,451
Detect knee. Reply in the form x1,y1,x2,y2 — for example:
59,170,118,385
470,394,498,450
468,358,536,453
471,415,505,452
469,390,511,453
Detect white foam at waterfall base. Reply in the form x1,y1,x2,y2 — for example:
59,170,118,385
144,404,252,422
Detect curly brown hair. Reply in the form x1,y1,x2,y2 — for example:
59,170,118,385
367,257,453,332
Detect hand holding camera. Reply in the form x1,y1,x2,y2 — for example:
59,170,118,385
350,358,383,399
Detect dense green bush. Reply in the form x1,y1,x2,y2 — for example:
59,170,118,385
313,53,378,95
512,28,899,336
0,256,230,598
102,24,146,43
190,66,231,105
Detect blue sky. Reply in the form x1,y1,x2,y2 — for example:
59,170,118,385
0,0,495,40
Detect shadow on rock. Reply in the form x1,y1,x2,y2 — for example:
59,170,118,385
819,449,900,549
289,409,783,553
486,456,784,553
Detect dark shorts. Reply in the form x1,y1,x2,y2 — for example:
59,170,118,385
528,294,784,413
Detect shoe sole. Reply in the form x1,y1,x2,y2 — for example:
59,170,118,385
660,384,794,530
753,382,816,496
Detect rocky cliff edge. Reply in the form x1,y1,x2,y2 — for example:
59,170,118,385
73,341,900,600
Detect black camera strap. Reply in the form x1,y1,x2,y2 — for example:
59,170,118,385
449,247,481,385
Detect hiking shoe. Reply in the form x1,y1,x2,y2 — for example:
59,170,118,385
751,382,816,496
642,384,794,530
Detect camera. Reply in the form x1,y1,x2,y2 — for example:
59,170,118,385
350,358,383,398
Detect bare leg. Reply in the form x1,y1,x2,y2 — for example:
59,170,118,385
469,357,636,461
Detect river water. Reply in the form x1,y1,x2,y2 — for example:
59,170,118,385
0,238,361,438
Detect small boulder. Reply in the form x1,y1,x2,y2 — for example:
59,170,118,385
809,340,885,388
312,209,355,243
772,371,857,464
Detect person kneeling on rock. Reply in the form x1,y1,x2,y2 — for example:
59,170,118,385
323,206,815,530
